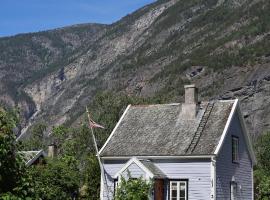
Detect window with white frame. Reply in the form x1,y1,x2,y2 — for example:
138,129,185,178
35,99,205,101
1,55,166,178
114,179,118,196
230,181,237,200
232,136,239,163
170,180,188,200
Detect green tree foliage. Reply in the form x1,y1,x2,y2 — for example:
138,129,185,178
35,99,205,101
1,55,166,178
256,131,270,172
0,107,81,199
254,169,270,200
82,155,100,200
0,107,25,194
4,157,80,200
23,123,47,150
115,176,153,200
254,131,270,200
24,157,80,200
61,125,92,160
51,125,70,155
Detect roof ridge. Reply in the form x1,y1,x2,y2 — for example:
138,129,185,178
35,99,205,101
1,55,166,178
218,99,237,103
130,100,234,108
19,150,43,153
131,103,180,107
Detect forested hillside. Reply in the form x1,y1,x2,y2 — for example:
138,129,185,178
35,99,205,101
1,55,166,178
0,0,270,139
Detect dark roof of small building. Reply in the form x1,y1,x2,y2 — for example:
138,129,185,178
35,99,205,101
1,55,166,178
100,101,234,157
19,150,45,166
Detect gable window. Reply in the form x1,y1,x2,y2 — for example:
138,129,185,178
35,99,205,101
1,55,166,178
232,136,239,163
170,180,188,200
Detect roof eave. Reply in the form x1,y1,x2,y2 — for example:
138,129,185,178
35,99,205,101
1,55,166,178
99,105,131,155
214,99,238,155
25,150,45,167
101,155,215,160
236,103,257,165
113,157,155,179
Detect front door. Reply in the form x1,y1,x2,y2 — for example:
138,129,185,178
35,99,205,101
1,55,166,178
155,179,164,200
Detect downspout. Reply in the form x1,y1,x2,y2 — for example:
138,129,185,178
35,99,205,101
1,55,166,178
100,175,104,200
211,156,216,200
252,163,254,200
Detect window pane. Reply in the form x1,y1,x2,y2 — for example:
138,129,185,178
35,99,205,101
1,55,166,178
171,182,177,189
172,190,177,198
231,182,237,200
232,137,239,162
180,182,186,198
171,182,177,200
180,192,185,198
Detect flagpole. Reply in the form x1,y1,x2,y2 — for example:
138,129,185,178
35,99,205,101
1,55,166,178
86,107,111,199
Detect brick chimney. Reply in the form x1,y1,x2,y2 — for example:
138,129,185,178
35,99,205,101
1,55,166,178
48,143,57,158
182,84,198,119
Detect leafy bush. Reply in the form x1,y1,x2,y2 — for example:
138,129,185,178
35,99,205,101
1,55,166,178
24,157,80,200
254,168,270,200
0,107,25,195
254,131,270,200
83,155,101,200
115,176,153,200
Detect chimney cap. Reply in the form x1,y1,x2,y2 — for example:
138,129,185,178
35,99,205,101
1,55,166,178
48,142,56,147
184,84,196,89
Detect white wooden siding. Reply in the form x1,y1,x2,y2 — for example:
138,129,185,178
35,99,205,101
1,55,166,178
102,160,127,200
154,159,211,200
102,159,212,200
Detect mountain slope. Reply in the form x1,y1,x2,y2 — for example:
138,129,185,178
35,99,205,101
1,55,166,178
0,0,269,138
0,23,107,125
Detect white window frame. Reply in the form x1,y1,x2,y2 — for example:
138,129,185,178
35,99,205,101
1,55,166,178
232,136,239,163
169,180,188,200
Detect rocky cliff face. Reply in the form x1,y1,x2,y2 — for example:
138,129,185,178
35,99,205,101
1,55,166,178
0,0,269,138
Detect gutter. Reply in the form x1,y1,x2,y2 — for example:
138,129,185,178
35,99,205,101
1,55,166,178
100,155,215,160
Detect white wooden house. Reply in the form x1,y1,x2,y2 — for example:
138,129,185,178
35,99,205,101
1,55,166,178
99,85,256,200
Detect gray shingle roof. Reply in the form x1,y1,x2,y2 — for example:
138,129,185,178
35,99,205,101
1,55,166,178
100,101,234,157
140,160,166,178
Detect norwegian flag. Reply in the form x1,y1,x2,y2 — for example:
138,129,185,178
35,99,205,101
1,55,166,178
86,107,105,129
88,118,105,129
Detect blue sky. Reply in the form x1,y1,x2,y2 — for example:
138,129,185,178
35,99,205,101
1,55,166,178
0,0,155,37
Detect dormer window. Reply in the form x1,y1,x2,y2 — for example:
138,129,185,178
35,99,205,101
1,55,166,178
232,136,239,163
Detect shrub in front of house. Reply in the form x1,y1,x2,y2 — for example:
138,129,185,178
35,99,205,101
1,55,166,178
115,176,153,200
